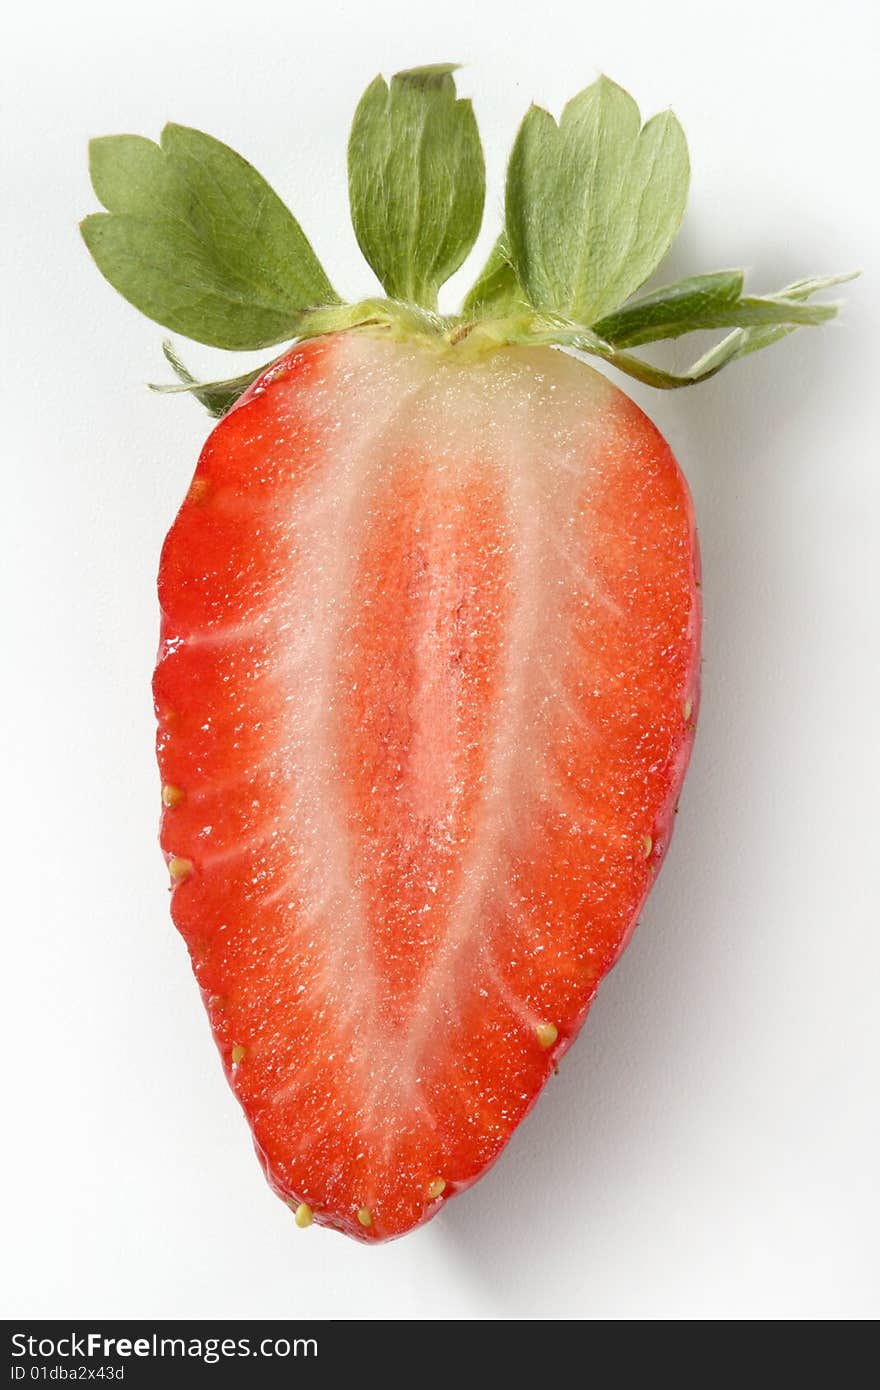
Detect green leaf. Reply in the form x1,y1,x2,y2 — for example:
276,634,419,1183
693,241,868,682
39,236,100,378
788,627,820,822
592,271,743,344
505,76,689,323
348,64,485,309
81,126,338,350
547,271,853,388
592,269,837,346
461,234,529,317
149,299,410,415
769,271,859,301
683,273,858,377
89,134,184,218
150,342,270,417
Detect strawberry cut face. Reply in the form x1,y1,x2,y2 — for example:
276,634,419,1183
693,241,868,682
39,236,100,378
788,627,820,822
154,331,700,1240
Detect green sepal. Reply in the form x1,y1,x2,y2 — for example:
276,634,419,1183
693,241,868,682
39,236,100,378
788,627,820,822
677,272,859,380
542,272,854,388
82,126,338,350
149,300,420,416
505,76,689,324
591,271,743,344
591,270,836,347
82,69,853,410
149,342,271,417
461,234,529,317
348,65,485,310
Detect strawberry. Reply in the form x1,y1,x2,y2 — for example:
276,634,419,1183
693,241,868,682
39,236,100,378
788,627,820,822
82,65,849,1241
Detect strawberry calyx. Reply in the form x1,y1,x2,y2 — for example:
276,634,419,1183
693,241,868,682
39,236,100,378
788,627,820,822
82,64,853,416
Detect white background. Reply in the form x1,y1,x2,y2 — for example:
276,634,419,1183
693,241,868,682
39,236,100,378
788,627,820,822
2,0,878,1322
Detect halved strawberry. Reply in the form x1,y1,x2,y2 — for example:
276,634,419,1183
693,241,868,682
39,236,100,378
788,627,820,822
153,334,699,1238
83,64,848,1239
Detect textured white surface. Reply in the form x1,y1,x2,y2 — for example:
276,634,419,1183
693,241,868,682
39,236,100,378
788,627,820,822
2,0,877,1321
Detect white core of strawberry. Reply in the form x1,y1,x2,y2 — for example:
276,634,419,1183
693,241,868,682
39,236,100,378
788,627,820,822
289,340,615,1087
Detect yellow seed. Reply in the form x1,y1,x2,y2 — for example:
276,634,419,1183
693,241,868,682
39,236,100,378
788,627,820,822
357,1207,373,1228
427,1177,446,1200
162,784,183,808
168,856,193,881
643,834,653,858
536,1023,558,1050
683,698,693,723
188,477,210,504
231,1044,246,1065
294,1202,313,1229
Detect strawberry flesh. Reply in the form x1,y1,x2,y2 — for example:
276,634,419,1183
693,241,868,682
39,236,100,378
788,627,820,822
154,332,700,1240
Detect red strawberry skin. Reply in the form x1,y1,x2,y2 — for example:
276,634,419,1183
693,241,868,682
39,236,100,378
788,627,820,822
154,331,700,1241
